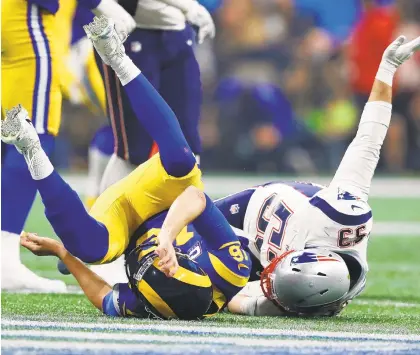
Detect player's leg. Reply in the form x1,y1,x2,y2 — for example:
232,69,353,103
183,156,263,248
85,17,204,266
1,0,64,291
94,50,135,191
1,106,109,264
160,26,202,161
85,125,114,210
94,29,161,192
91,29,163,285
1,137,64,291
85,17,196,178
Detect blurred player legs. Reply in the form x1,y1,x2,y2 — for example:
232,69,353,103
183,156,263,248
1,0,66,292
85,126,114,210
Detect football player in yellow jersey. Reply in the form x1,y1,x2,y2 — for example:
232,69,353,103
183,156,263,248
1,16,250,319
1,0,134,292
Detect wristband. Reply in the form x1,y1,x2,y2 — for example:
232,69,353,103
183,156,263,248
375,62,395,87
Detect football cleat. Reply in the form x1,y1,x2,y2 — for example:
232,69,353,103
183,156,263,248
1,104,40,155
83,16,126,66
2,264,68,293
2,232,67,293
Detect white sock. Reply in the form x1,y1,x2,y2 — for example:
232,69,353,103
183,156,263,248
111,55,141,86
99,154,135,193
23,145,54,180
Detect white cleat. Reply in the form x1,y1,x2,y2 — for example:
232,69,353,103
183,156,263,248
1,104,40,154
83,16,126,66
2,264,67,293
2,232,67,293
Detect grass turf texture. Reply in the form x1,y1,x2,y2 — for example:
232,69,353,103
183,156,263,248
2,196,420,336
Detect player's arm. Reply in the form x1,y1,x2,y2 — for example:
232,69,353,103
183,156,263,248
20,232,111,311
329,35,420,201
156,186,207,276
228,281,288,317
157,186,245,276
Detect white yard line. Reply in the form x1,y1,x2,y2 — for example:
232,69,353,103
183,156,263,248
352,300,420,308
3,320,420,342
373,222,420,236
63,175,420,198
2,331,419,350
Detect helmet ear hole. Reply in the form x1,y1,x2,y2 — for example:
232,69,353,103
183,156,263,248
317,272,327,276
320,289,328,295
292,268,301,272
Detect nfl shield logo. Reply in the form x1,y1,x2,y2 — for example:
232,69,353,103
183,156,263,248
230,204,240,215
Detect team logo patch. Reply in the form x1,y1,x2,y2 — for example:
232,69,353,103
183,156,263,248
131,41,142,53
291,252,340,265
337,188,360,201
230,204,240,215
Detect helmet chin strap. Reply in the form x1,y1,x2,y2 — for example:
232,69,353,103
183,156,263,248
260,249,295,305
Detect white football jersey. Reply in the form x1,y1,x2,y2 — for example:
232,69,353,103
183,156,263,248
226,96,394,317
133,1,188,30
241,181,370,304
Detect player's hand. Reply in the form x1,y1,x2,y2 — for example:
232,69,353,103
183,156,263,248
185,3,216,44
377,35,420,85
20,232,65,258
382,35,420,68
155,237,179,277
93,0,136,41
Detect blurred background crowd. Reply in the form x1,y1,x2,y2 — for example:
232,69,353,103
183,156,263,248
58,0,420,174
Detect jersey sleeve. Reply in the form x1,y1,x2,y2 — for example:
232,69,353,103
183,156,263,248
102,283,138,317
328,101,392,201
214,188,255,230
193,194,243,250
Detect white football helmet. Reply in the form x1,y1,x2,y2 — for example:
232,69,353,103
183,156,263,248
261,248,350,316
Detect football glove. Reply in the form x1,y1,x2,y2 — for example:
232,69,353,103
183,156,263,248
92,0,136,41
376,35,420,86
185,2,216,44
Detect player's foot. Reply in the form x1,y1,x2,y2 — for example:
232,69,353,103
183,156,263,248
2,232,67,293
2,263,67,293
83,16,125,67
1,104,40,155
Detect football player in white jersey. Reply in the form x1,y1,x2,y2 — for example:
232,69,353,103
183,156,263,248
215,35,420,317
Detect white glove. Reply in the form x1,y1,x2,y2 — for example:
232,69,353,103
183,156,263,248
185,2,215,44
93,0,136,41
376,35,420,86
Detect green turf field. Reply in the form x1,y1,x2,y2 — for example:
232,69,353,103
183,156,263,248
2,195,420,354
